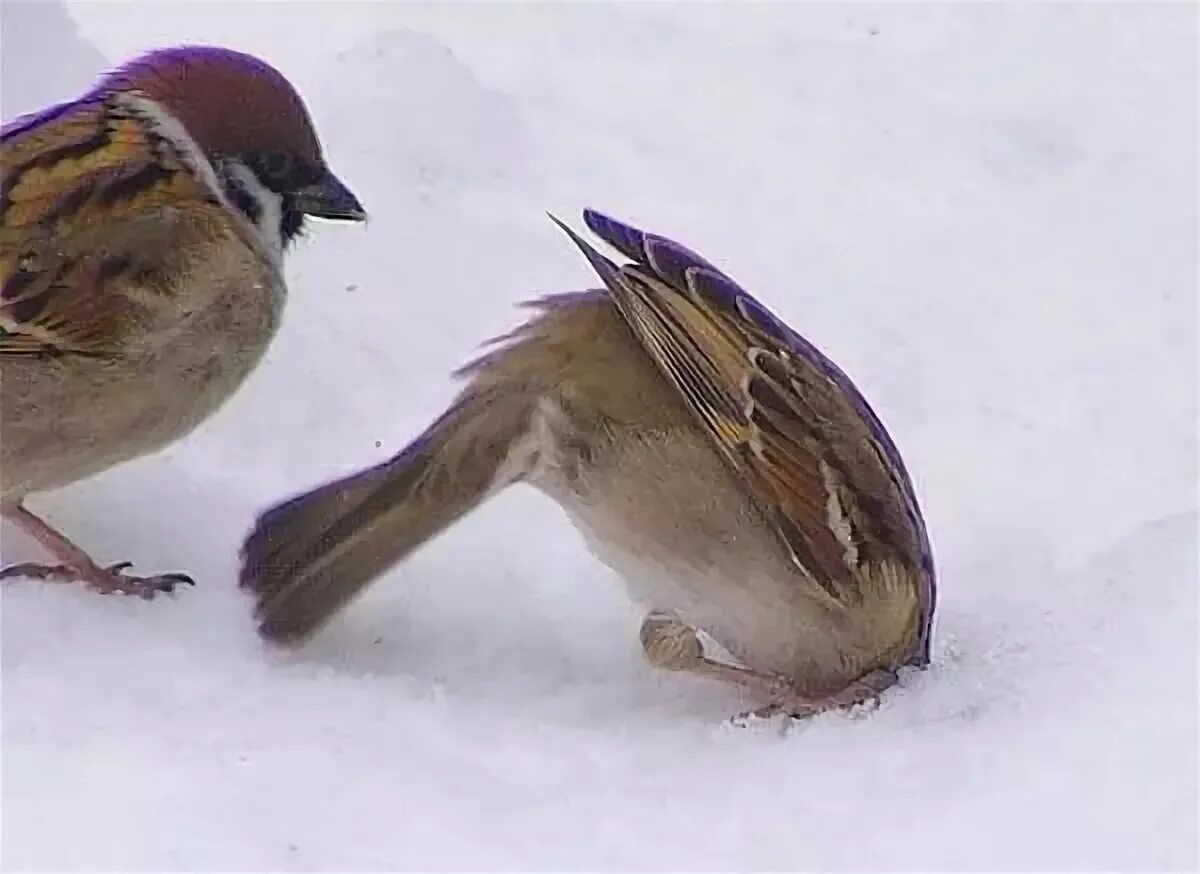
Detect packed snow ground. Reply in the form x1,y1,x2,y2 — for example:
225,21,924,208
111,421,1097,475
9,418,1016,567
2,2,1196,870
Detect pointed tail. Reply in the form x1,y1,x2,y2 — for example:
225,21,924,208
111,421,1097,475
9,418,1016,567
238,384,531,644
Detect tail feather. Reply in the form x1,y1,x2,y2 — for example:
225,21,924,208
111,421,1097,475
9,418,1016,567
238,386,531,644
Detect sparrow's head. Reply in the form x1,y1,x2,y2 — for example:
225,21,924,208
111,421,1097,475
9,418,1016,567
99,45,365,249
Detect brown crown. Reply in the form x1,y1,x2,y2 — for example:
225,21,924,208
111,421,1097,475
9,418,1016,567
97,45,326,168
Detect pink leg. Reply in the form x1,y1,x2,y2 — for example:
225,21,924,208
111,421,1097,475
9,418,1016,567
743,668,899,721
0,503,193,598
639,612,898,721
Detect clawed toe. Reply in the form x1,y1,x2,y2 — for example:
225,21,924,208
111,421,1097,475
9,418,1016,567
736,697,822,723
0,560,195,598
734,669,897,724
0,562,78,583
92,564,195,598
0,505,193,599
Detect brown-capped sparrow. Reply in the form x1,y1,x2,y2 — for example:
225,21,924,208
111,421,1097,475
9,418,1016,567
1,45,365,597
239,209,936,721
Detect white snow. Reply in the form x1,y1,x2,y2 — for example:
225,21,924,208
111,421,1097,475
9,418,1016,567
2,2,1196,870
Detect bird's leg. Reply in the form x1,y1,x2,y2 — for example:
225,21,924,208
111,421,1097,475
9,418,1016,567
640,610,783,690
638,611,895,721
0,502,193,598
740,668,899,722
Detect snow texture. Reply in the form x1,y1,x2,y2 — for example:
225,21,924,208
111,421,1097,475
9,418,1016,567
2,2,1196,870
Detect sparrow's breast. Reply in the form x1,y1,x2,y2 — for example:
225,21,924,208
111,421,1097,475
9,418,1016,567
1,241,286,497
522,395,867,684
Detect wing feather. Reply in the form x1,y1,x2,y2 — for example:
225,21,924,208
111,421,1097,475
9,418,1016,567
1,90,260,356
555,209,935,619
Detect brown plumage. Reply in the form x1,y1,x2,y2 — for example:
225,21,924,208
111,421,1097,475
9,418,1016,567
240,210,936,720
0,45,365,597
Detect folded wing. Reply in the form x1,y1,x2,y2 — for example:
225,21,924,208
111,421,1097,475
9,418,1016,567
1,91,265,355
553,209,934,624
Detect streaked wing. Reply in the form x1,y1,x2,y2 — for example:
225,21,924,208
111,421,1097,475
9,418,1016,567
553,209,934,619
1,90,259,355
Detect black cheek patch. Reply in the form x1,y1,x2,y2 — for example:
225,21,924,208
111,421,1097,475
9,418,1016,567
278,196,306,247
223,175,262,227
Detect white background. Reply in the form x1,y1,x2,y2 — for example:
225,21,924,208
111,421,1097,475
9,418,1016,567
2,1,1195,869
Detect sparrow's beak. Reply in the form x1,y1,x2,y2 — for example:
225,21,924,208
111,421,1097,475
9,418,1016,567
293,171,366,222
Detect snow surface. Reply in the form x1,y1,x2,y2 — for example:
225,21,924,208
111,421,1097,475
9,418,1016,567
2,2,1197,870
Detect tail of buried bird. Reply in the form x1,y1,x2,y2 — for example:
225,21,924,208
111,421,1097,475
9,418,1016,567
238,382,532,644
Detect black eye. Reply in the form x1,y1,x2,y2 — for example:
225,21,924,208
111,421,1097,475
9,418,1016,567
253,151,295,184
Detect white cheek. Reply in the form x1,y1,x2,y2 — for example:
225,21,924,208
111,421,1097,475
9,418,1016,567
217,160,285,264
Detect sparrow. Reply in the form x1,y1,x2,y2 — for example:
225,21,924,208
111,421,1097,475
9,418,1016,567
239,209,936,721
0,45,366,598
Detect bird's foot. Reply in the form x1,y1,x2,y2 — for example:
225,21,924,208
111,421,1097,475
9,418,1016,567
737,668,899,723
0,559,194,599
637,612,901,727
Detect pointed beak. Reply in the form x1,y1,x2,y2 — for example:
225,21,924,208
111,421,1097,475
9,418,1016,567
293,171,366,222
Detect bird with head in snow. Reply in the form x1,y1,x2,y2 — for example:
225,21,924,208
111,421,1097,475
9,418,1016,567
0,45,366,597
239,210,935,721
